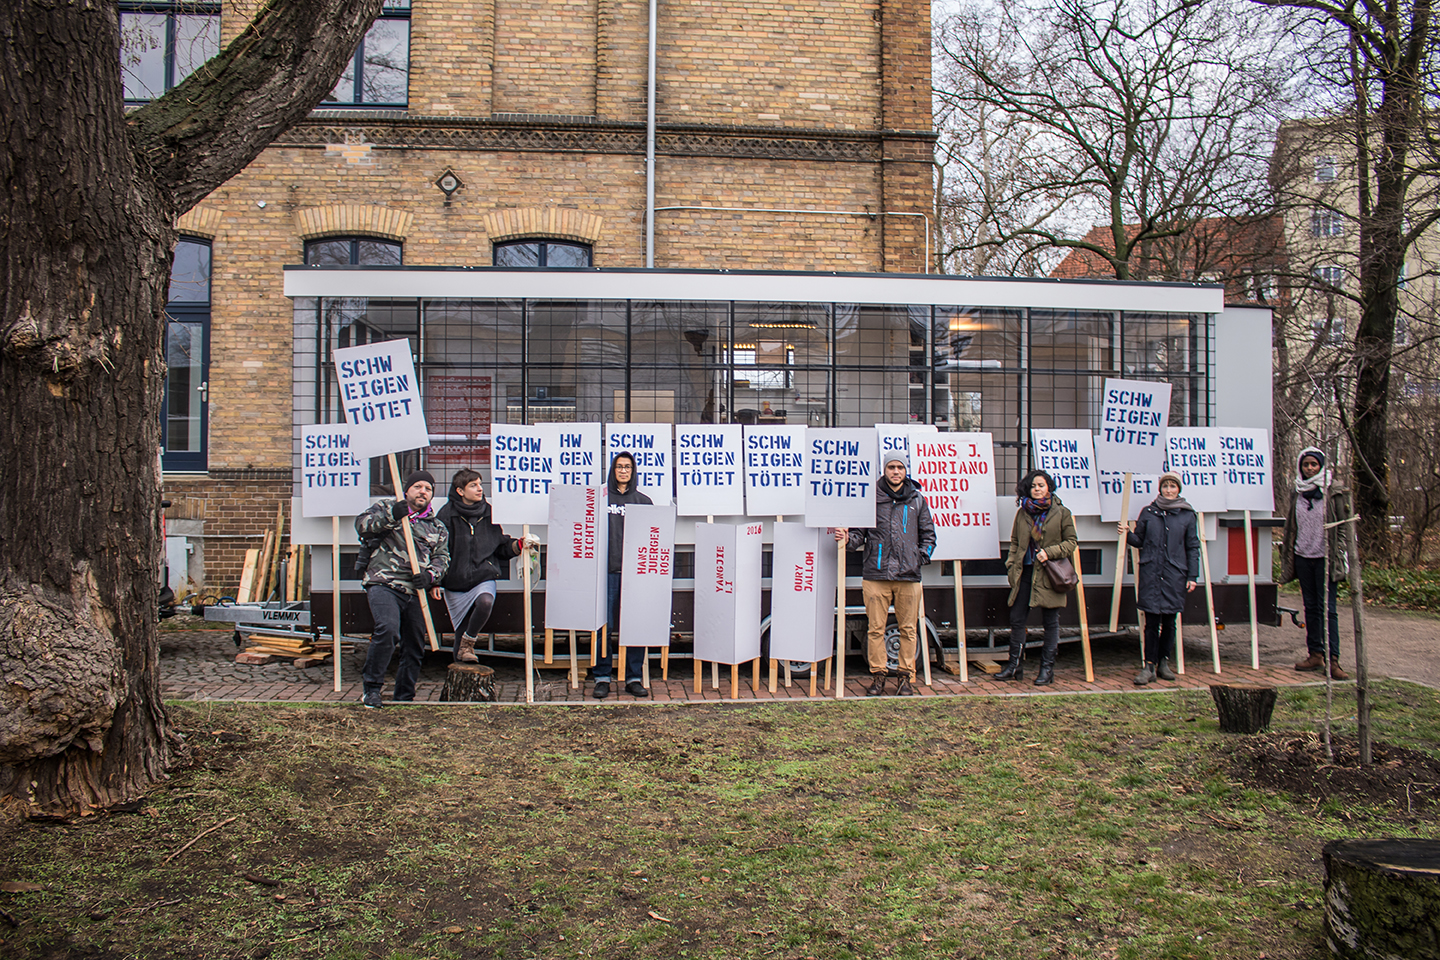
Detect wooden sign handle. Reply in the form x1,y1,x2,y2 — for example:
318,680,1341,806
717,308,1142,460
1197,512,1220,674
388,454,440,651
522,522,534,704
1109,472,1133,632
1074,563,1094,682
835,536,846,698
332,515,342,693
1244,509,1259,670
953,563,968,683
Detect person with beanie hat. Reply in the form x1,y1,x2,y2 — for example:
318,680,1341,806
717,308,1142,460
1121,471,1200,684
353,468,450,708
1279,447,1351,679
833,449,935,696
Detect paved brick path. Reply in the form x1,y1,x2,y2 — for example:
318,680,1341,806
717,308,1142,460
160,624,1330,706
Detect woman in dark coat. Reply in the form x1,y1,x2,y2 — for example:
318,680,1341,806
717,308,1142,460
1120,471,1200,685
433,468,532,663
1001,469,1079,686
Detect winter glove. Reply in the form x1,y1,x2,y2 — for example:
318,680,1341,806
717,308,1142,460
411,570,432,591
521,533,541,552
392,499,411,521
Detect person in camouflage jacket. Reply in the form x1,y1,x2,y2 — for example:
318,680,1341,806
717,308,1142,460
354,470,450,708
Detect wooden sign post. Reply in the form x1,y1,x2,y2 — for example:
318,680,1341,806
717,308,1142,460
522,522,534,703
1110,474,1133,633
1074,566,1094,682
835,538,846,698
332,515,342,692
388,454,440,651
1197,513,1220,673
1244,509,1259,669
1215,427,1273,671
952,566,968,683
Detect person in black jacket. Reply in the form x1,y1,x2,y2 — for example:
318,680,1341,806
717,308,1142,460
1120,471,1200,685
594,452,653,700
834,451,936,697
433,469,533,663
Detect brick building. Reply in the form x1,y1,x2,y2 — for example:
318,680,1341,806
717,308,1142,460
143,0,937,591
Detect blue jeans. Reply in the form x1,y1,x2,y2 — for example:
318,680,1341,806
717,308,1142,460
1294,554,1340,659
363,584,427,700
593,572,644,684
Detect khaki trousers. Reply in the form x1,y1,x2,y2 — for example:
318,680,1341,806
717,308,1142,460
862,579,922,680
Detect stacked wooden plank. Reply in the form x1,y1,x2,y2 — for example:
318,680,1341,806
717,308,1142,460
232,502,321,665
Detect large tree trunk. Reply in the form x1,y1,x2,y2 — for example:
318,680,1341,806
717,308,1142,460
0,0,384,818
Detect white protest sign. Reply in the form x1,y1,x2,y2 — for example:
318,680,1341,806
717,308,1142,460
544,485,608,631
1099,469,1161,522
768,523,840,663
743,425,806,516
803,428,878,528
692,521,764,664
911,432,999,560
300,424,371,518
1165,428,1229,514
554,423,603,488
490,423,558,525
1217,427,1274,512
605,424,672,505
1096,378,1171,474
676,425,744,516
1030,429,1102,515
619,503,676,648
333,339,429,458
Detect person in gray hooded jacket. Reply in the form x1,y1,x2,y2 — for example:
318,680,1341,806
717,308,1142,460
834,451,935,697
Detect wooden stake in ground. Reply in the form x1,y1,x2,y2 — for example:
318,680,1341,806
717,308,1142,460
1109,472,1134,632
917,590,932,687
387,454,440,652
568,629,579,690
834,537,846,699
1131,545,1144,660
522,522,534,704
1340,500,1370,764
952,563,969,683
1074,560,1094,683
331,515,342,693
1243,509,1259,669
1197,511,1221,674
1174,612,1185,674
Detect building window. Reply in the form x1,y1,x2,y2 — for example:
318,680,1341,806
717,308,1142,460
1312,315,1346,345
305,237,403,266
494,240,594,267
324,0,410,106
120,1,221,103
1313,265,1344,289
162,237,211,471
1315,156,1336,182
1310,208,1345,237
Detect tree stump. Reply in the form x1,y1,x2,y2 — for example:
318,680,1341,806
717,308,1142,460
440,663,496,702
1323,838,1440,959
1209,683,1277,733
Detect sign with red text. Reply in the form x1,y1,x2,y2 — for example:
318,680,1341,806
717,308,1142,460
768,523,839,664
619,504,677,648
490,423,559,525
1096,378,1171,474
544,485,607,631
1164,428,1229,513
333,339,429,458
300,424,371,518
676,425,744,516
743,425,806,516
692,521,764,664
911,432,999,560
803,428,877,528
1030,429,1102,515
605,424,672,505
1216,427,1274,512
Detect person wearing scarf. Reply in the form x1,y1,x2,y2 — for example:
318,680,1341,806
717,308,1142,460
434,469,536,664
1279,448,1351,679
354,469,451,708
1001,469,1078,685
1120,471,1200,685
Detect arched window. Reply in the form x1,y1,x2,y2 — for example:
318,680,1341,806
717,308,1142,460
162,237,211,471
304,237,403,266
494,240,593,267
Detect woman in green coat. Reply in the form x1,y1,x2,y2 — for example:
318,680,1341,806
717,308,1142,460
1000,469,1079,686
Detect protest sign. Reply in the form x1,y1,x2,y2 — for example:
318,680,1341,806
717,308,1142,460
1216,427,1274,512
333,339,428,458
768,523,839,665
1164,428,1228,514
743,425,806,516
554,423,603,488
911,432,999,560
300,424,370,518
676,425,744,516
1099,469,1162,522
619,503,676,648
490,423,559,525
692,521,764,664
1096,378,1171,474
544,485,608,631
605,424,672,505
803,428,878,528
1029,429,1102,515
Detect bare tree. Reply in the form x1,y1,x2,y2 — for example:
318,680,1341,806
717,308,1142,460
0,0,384,817
934,0,1289,280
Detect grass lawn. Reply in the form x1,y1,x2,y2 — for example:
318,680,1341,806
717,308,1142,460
2,681,1438,959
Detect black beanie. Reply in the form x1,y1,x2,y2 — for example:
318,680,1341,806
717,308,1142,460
402,469,436,493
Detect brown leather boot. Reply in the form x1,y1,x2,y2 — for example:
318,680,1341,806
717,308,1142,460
1329,663,1349,680
1294,652,1324,672
866,674,887,697
455,634,479,664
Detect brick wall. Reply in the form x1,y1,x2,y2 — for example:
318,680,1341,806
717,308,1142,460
163,472,290,593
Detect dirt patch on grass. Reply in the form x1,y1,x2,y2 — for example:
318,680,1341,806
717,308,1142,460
1227,732,1440,815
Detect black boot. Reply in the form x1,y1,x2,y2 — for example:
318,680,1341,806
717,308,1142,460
996,652,1024,681
1033,661,1055,686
